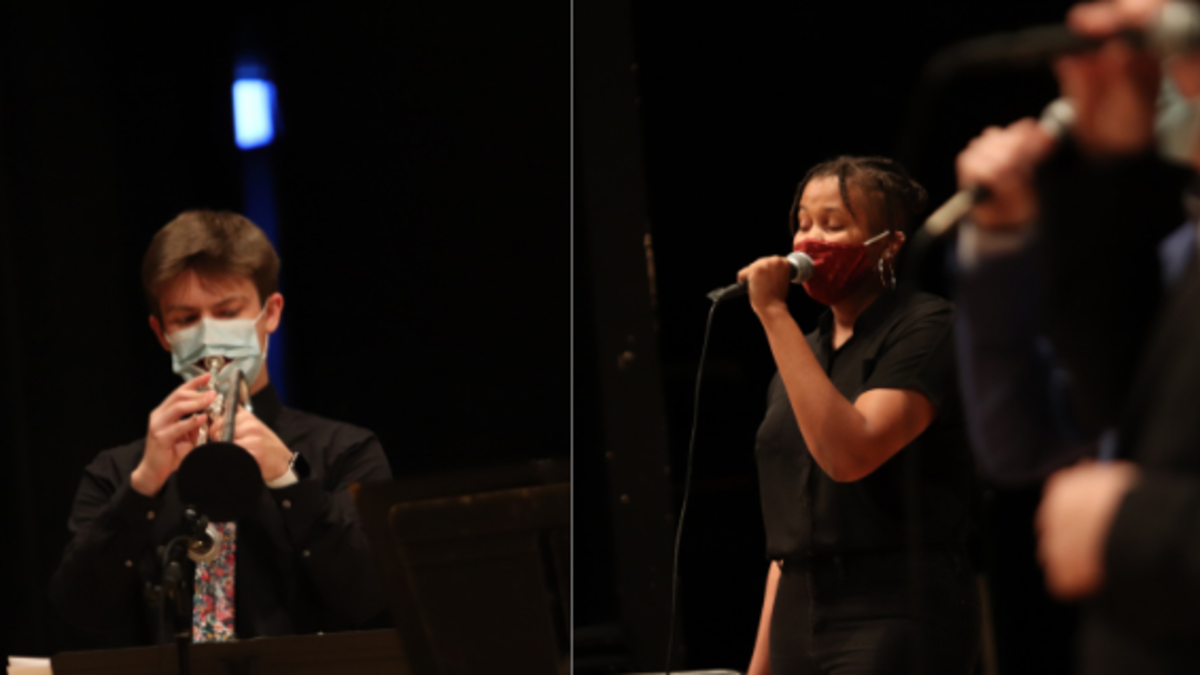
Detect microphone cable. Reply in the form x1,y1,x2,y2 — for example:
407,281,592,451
663,299,719,675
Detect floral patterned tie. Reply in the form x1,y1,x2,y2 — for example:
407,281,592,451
192,522,236,642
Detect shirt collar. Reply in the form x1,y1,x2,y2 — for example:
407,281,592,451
814,289,900,348
250,382,283,433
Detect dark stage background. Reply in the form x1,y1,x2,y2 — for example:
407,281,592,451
0,0,566,657
577,1,1082,673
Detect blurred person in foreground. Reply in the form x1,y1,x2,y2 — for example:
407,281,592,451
741,157,980,674
953,0,1200,671
50,211,392,647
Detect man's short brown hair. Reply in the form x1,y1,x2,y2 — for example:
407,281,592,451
142,210,280,317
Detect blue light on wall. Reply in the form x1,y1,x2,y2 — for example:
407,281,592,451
232,79,277,150
232,63,286,401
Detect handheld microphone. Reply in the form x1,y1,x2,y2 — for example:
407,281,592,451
925,2,1200,78
923,97,1077,238
707,251,814,303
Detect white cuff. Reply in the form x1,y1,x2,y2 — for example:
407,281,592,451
266,468,299,489
957,219,1035,271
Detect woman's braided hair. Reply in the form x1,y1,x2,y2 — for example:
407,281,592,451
787,156,928,236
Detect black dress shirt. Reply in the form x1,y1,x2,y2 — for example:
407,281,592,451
50,383,393,648
755,289,975,561
1034,142,1200,673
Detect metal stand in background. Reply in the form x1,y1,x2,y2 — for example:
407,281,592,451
146,512,208,675
162,534,194,675
620,670,742,675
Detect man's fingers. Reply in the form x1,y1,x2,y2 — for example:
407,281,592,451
229,411,262,441
1025,129,1058,163
1054,54,1095,104
159,393,217,426
153,414,207,449
172,438,200,465
155,389,206,413
958,120,1047,183
168,389,215,409
209,415,227,441
209,407,258,442
1010,119,1056,160
177,371,214,393
156,389,215,421
152,374,216,424
1068,0,1165,35
1067,3,1125,38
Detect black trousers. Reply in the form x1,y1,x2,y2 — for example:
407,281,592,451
1077,606,1199,675
769,550,981,675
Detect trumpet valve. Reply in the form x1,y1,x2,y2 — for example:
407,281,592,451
203,355,224,374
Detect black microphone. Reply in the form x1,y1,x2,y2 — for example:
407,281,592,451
708,251,815,304
184,509,222,564
926,2,1200,79
177,367,265,523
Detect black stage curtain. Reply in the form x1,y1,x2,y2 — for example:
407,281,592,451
0,0,566,656
574,1,1081,671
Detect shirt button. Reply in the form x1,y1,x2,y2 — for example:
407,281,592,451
302,549,311,558
147,510,156,520
281,499,292,510
125,560,133,568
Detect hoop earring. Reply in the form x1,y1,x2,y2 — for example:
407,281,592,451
878,256,896,290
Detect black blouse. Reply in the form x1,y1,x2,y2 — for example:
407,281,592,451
755,289,975,561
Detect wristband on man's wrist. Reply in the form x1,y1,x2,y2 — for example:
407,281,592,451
266,451,301,488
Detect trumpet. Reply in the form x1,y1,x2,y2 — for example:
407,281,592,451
196,356,224,447
187,356,250,563
196,356,252,446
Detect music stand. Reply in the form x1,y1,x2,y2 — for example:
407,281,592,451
354,459,570,675
50,629,407,675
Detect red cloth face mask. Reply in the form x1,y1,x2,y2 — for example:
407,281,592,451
792,230,891,306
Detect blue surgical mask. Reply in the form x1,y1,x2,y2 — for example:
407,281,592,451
166,306,269,388
1157,75,1200,166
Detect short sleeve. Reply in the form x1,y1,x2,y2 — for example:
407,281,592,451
861,302,956,411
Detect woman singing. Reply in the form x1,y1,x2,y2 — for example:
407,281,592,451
741,157,980,674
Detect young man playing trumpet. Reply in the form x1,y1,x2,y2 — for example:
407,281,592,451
51,210,392,646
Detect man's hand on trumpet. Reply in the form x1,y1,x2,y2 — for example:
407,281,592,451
209,404,295,483
131,372,217,498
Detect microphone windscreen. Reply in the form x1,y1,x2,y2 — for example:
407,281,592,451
178,442,264,523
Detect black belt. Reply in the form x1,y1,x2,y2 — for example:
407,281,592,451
776,546,969,572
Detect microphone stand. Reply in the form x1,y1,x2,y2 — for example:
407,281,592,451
145,369,250,675
168,542,192,675
148,531,197,675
